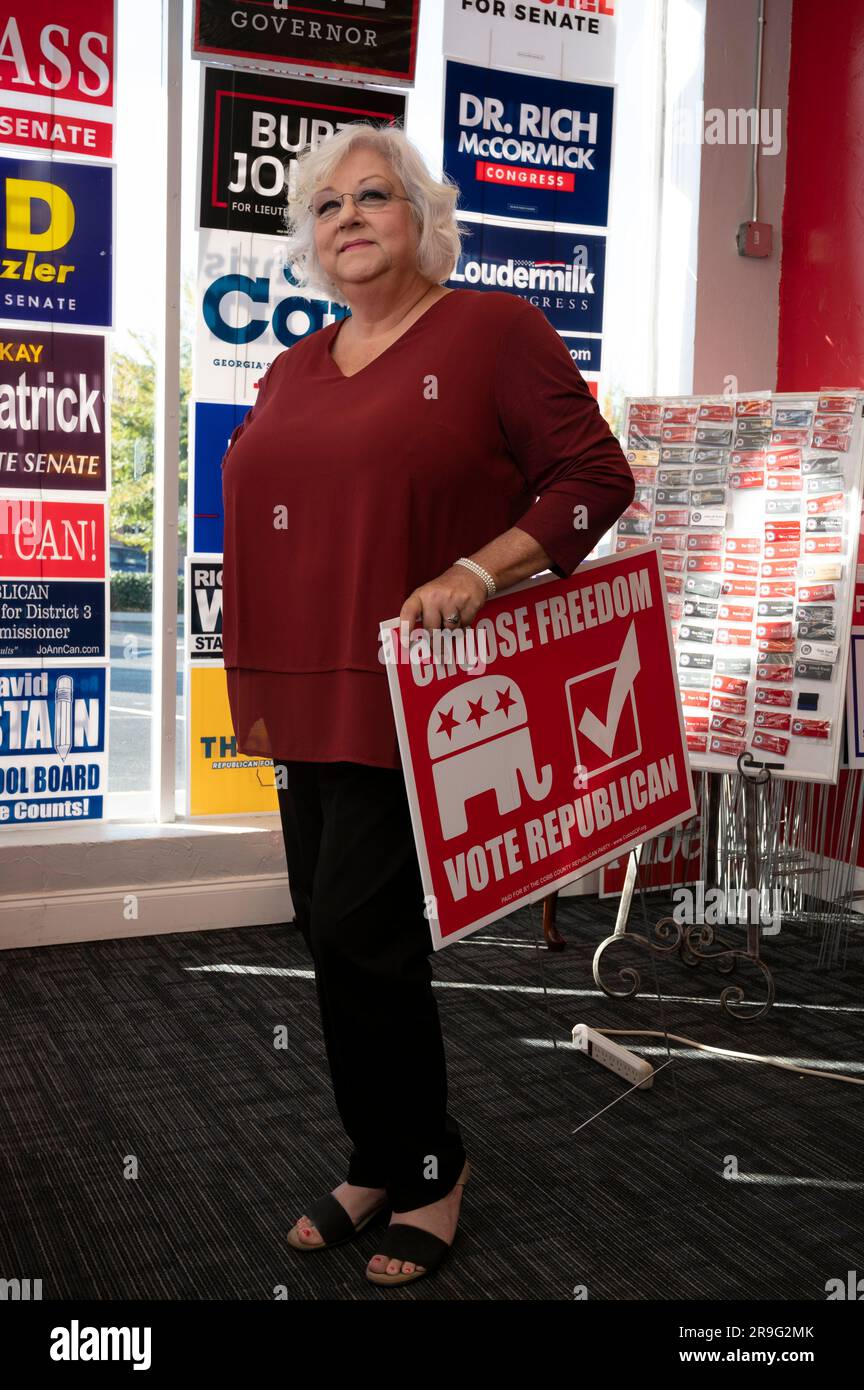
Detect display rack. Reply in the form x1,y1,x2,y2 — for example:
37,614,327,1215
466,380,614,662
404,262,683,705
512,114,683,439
613,391,864,784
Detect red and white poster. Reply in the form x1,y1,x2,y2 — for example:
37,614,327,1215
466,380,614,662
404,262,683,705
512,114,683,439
599,823,702,897
0,3,116,159
0,497,106,579
382,545,696,949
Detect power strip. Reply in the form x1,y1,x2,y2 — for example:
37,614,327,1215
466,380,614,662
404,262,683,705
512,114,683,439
571,1024,654,1089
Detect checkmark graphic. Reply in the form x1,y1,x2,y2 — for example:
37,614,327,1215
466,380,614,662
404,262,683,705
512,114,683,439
577,621,641,757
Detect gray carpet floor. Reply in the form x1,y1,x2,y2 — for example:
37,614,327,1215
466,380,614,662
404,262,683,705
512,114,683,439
0,891,862,1301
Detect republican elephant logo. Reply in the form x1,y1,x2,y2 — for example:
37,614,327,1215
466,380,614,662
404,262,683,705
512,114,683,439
427,675,552,840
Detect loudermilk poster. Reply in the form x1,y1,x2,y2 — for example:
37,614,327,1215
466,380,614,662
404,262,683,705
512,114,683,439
0,665,108,826
382,544,695,949
443,60,614,226
0,329,107,493
198,66,406,238
446,219,606,371
0,156,114,328
0,1,116,159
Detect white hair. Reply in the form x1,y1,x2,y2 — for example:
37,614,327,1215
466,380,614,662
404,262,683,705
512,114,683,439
283,121,468,305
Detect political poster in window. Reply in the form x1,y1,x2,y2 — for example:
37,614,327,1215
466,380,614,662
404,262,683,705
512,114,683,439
188,664,278,816
0,578,106,660
444,0,617,86
0,156,114,328
382,545,695,949
0,2,116,158
186,556,223,662
0,497,106,580
443,60,614,227
447,219,606,371
191,400,251,551
0,665,108,827
195,227,346,404
192,0,420,87
198,65,406,238
0,330,107,493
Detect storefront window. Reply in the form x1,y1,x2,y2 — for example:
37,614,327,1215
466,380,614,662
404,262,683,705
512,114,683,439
88,0,702,824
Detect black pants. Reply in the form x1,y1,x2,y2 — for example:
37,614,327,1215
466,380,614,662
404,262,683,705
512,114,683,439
274,760,466,1213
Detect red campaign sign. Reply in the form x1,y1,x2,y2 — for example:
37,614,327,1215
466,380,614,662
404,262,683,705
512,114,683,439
854,503,864,622
0,497,105,579
383,545,696,948
0,4,115,158
599,822,702,897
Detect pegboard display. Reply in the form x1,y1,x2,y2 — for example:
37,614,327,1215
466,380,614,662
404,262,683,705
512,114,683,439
613,391,864,783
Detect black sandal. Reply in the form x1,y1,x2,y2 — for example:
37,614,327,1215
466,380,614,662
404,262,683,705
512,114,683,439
366,1160,471,1286
287,1193,389,1251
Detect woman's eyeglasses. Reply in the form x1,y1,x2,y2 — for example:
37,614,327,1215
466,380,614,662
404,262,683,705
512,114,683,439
309,179,411,222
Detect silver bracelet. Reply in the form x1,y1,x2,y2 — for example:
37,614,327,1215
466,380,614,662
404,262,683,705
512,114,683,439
455,556,496,597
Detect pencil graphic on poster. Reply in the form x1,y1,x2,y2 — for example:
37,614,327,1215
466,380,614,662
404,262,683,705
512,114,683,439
54,675,73,762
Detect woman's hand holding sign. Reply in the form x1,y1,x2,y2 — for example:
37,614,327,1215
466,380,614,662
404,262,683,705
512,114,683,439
399,527,556,636
400,564,488,634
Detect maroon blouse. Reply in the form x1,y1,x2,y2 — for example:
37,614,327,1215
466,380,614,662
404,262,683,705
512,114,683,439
221,288,634,769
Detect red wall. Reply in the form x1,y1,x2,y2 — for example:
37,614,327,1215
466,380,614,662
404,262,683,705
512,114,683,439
777,0,864,872
777,0,864,390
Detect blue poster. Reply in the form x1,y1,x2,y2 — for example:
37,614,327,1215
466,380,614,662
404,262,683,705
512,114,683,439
0,157,113,328
443,60,614,227
0,665,107,825
192,400,249,553
447,220,606,363
0,579,106,659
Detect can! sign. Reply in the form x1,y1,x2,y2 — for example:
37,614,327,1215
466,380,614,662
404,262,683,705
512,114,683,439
382,545,695,948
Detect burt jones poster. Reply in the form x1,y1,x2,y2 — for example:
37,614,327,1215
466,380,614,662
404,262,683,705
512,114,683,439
383,545,696,949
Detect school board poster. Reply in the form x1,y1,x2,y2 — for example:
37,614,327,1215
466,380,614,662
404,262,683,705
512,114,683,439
0,664,108,826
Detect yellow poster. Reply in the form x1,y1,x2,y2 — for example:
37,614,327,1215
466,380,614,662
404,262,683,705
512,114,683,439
188,666,278,816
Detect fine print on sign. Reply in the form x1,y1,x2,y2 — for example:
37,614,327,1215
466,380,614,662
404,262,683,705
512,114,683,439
383,544,695,949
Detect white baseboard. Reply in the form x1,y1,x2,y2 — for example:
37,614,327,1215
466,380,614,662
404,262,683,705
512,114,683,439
0,874,296,951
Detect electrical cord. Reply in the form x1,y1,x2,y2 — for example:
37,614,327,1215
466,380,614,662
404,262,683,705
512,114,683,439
594,1028,864,1085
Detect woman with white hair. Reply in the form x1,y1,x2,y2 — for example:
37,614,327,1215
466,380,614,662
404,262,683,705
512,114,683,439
221,121,634,1288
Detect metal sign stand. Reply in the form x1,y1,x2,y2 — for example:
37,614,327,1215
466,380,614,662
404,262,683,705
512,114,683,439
591,762,864,1019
